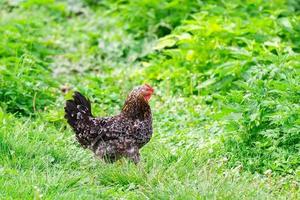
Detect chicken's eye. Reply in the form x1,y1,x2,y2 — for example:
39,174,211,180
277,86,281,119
138,87,145,93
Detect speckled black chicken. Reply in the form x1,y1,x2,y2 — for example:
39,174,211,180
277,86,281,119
64,84,154,163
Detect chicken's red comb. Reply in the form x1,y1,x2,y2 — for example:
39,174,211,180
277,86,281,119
144,84,154,91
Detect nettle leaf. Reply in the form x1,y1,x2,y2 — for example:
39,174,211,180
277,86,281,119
153,36,177,50
278,17,293,32
198,78,216,89
250,112,260,123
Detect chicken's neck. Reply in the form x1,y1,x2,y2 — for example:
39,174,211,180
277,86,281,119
121,96,151,120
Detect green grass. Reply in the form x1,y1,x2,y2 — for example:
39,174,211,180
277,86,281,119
0,0,299,199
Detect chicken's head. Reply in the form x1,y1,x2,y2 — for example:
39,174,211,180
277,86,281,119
139,84,154,102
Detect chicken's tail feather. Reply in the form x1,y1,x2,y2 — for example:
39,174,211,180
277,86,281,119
64,91,92,129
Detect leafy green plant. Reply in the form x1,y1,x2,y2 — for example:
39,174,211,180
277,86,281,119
106,0,200,38
135,0,300,174
0,4,65,115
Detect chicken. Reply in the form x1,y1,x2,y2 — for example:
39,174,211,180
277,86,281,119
64,84,154,164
